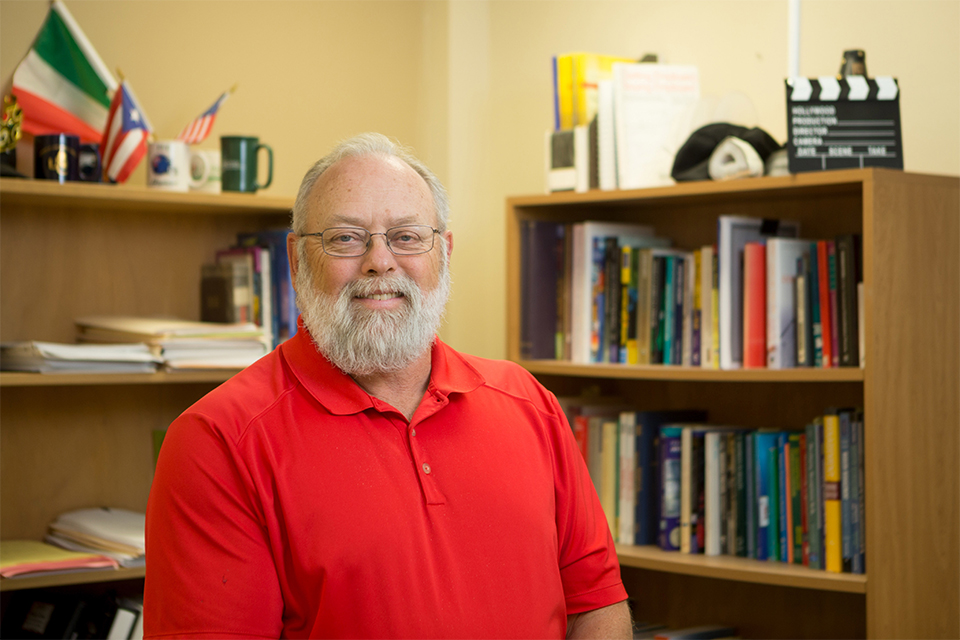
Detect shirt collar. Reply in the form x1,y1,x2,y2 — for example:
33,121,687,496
280,318,485,416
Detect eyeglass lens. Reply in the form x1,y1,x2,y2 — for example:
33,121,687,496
323,225,435,256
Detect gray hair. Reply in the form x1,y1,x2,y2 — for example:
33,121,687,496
291,132,450,235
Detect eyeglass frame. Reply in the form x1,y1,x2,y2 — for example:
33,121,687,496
298,224,442,257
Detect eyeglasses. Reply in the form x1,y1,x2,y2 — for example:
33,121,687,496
299,225,440,257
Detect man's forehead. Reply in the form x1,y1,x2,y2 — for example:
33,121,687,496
308,155,435,221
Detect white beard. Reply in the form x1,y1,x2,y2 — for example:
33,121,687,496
296,247,451,376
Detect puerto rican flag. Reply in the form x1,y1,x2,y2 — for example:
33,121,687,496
101,80,151,183
177,91,230,144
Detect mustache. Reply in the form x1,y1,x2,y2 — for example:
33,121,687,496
340,273,421,303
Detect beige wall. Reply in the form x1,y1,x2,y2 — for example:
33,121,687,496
3,0,958,360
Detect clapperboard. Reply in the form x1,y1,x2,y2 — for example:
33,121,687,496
785,76,902,173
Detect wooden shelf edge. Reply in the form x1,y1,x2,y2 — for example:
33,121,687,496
0,370,240,387
516,360,864,382
0,177,294,213
0,566,145,591
615,544,866,594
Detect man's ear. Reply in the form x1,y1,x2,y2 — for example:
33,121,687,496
287,232,300,288
442,230,453,262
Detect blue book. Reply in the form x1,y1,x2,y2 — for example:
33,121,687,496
662,256,675,364
633,410,708,546
745,433,756,559
672,256,685,366
777,432,789,562
840,409,854,572
852,411,865,574
753,430,782,561
659,426,683,550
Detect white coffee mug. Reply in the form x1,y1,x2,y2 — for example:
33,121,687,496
189,149,222,193
148,140,191,191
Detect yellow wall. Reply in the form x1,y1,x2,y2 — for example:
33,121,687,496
2,0,958,360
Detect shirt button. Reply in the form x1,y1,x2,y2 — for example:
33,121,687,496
422,463,431,474
411,429,417,437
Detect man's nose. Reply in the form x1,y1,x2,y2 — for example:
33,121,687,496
361,233,396,273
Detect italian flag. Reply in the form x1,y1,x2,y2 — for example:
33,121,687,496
12,0,116,143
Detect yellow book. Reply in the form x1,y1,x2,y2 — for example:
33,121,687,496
621,246,638,364
570,52,635,126
823,411,843,572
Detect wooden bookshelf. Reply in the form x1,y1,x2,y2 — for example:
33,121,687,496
0,178,294,591
506,169,959,639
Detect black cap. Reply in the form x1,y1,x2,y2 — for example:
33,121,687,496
671,123,781,182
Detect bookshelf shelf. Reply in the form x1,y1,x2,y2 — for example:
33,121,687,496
520,360,864,383
0,178,295,594
0,370,240,387
0,566,146,592
614,544,866,594
506,169,959,639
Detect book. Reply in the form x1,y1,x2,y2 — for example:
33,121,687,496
596,78,618,191
680,424,706,553
237,229,299,347
817,240,834,368
788,432,804,563
699,245,714,368
0,341,161,374
612,62,701,189
753,430,782,561
214,248,255,325
618,411,637,544
827,241,840,367
840,409,854,572
200,262,236,324
836,234,862,367
519,219,564,359
766,238,810,368
568,52,635,127
742,241,766,368
691,249,702,367
600,419,620,535
48,508,145,557
717,216,800,369
1,590,89,639
703,430,723,556
853,410,866,574
552,54,574,130
631,410,708,545
570,221,663,363
0,540,118,578
823,409,843,572
659,425,683,550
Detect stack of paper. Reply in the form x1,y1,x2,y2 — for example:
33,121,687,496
0,341,161,374
46,507,146,568
0,540,118,578
75,316,269,370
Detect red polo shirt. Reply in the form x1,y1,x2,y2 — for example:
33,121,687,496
144,327,626,639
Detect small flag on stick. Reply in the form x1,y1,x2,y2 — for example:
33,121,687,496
176,87,234,144
101,79,152,183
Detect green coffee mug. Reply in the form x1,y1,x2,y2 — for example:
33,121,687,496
221,135,273,193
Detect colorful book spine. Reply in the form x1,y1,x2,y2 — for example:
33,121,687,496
742,242,766,368
840,409,854,572
827,240,840,367
810,242,823,367
659,426,683,550
817,240,833,368
823,411,843,572
789,432,804,564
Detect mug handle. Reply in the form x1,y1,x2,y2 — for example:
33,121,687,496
189,152,210,188
256,143,274,190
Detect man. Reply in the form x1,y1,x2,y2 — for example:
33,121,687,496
144,133,630,639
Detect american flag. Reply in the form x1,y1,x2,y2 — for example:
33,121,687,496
101,80,151,183
176,91,230,144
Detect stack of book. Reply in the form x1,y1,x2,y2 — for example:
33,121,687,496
0,341,161,374
75,316,269,370
46,507,146,568
0,540,118,579
519,216,863,370
566,395,866,575
202,229,300,350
